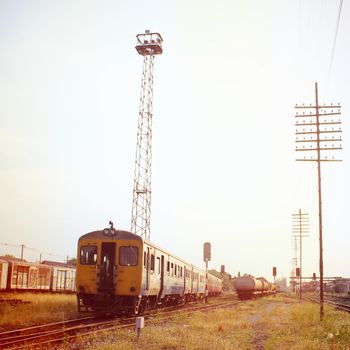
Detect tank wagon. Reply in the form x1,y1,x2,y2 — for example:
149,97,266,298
76,226,222,314
232,274,276,299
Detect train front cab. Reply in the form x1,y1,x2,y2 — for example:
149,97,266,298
76,229,143,314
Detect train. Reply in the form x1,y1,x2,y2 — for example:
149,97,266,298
0,257,76,293
232,274,276,299
76,225,222,314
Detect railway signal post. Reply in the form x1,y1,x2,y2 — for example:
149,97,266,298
272,266,277,284
294,82,343,319
131,30,163,241
203,242,211,303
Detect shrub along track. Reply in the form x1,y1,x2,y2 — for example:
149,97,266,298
0,297,245,349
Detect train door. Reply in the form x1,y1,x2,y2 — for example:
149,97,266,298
17,265,29,289
99,242,116,291
146,247,150,291
190,267,193,294
57,270,67,290
183,265,186,294
158,255,164,300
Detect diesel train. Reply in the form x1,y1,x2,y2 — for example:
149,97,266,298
232,274,276,299
76,225,222,314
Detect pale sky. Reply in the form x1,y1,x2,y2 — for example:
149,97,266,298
0,0,349,281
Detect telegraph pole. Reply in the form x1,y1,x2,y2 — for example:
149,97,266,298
295,82,343,320
291,234,299,293
131,31,163,241
292,209,309,301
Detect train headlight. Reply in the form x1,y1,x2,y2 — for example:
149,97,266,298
130,286,136,292
103,228,117,236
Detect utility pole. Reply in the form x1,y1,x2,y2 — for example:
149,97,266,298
131,30,163,241
292,209,309,301
294,82,343,320
291,234,299,293
20,244,25,261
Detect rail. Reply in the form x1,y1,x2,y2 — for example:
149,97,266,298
0,295,244,349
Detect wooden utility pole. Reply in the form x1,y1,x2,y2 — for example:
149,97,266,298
294,82,343,320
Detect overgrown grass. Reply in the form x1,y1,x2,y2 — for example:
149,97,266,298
55,294,350,350
2,293,350,349
0,292,78,331
264,296,350,349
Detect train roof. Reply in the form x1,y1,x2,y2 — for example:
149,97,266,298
41,260,75,269
0,256,27,262
78,229,143,242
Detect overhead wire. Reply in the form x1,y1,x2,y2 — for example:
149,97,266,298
325,0,343,95
0,242,66,261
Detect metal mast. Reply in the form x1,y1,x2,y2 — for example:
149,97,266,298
131,30,163,241
294,82,343,319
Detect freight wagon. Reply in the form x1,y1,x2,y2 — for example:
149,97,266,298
232,274,276,299
0,257,76,293
6,259,51,290
41,261,76,292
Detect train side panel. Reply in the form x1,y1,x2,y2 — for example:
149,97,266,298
208,273,222,296
51,266,77,292
0,260,9,289
6,261,51,290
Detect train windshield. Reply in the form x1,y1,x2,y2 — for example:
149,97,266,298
80,245,97,265
119,246,138,266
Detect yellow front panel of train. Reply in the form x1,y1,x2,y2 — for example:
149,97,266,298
115,239,143,296
77,240,99,294
77,238,143,296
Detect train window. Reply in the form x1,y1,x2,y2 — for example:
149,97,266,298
80,246,97,265
167,261,170,272
174,264,177,276
150,254,155,271
119,246,138,266
143,252,146,267
171,263,174,276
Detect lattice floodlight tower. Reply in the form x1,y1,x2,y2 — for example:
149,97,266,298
131,30,163,241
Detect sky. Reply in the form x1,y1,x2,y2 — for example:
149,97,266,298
0,0,349,281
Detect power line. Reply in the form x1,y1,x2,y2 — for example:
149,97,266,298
326,0,343,92
0,242,66,261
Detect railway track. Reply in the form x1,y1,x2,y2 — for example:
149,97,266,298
0,298,244,349
302,294,350,313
